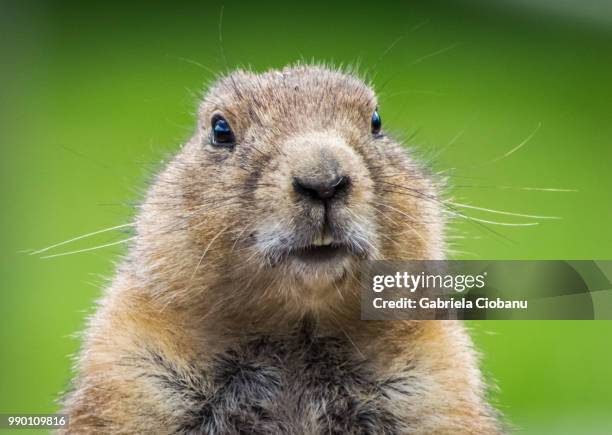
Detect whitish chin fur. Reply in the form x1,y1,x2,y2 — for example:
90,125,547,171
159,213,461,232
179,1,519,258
288,254,353,287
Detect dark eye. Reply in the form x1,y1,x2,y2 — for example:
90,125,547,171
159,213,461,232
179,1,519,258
371,110,382,135
211,115,236,147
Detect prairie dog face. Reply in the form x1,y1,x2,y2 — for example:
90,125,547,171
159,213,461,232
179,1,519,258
139,65,443,310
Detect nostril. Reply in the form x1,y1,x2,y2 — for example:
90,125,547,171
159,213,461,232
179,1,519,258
293,175,351,201
292,177,320,200
332,175,351,196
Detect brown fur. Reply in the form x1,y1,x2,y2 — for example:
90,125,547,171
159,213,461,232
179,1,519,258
61,65,503,434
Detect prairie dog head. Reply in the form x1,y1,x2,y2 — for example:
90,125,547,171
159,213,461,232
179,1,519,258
134,65,444,315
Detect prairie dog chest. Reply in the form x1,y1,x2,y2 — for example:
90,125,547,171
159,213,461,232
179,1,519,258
175,330,411,434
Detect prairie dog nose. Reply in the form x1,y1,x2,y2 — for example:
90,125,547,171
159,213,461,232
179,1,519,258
293,175,351,201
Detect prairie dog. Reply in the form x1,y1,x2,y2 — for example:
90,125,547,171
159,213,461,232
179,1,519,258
61,65,503,434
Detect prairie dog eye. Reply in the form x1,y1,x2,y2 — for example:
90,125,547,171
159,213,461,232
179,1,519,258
211,115,236,147
371,110,382,135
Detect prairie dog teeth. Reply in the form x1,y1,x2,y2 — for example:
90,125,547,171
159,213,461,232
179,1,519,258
313,236,325,246
313,234,334,246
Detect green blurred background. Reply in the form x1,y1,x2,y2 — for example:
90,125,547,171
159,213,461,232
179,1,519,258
1,0,611,433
